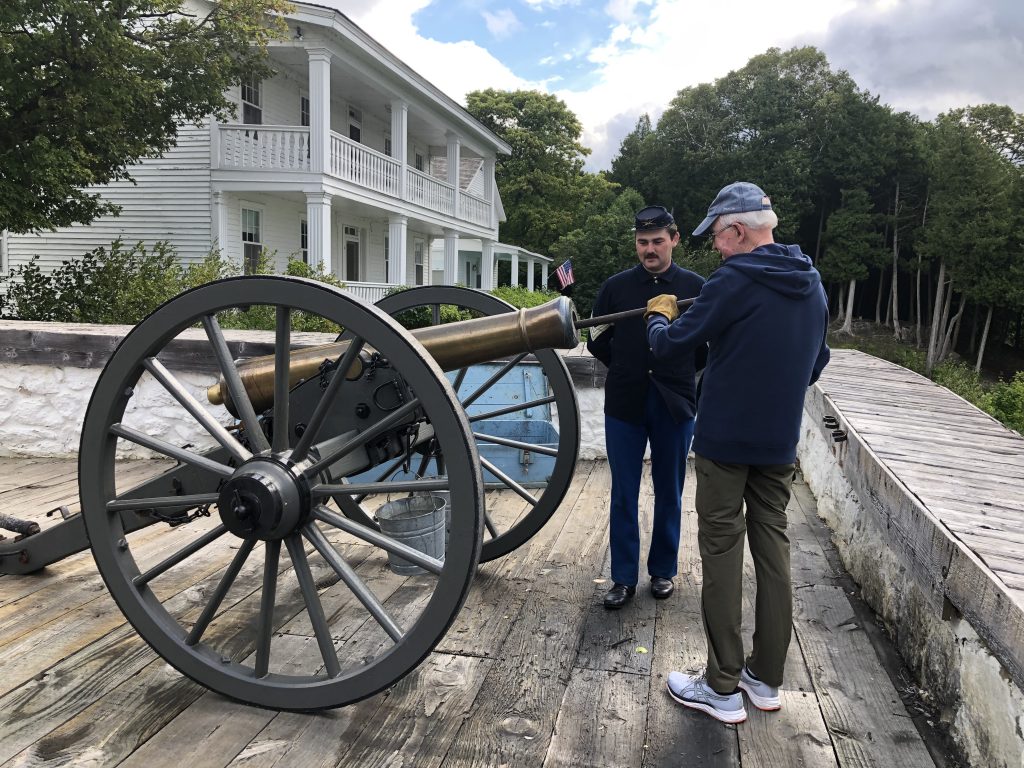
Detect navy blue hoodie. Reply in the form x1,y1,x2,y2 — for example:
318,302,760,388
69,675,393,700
647,243,830,465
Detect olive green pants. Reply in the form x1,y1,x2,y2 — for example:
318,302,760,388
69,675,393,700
694,454,795,693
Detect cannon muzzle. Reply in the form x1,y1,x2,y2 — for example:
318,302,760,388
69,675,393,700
208,295,579,415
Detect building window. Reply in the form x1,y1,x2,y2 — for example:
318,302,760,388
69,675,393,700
241,208,262,273
348,107,361,143
344,225,359,281
414,152,424,172
241,76,262,125
384,135,392,158
414,239,425,285
300,218,308,263
300,95,310,127
384,235,389,282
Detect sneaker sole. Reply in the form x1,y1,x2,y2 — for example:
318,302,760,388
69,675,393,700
737,680,781,711
666,681,747,724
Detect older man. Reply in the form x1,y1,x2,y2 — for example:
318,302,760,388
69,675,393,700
644,182,830,723
587,205,705,609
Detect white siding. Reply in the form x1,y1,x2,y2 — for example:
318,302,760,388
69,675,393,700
6,125,213,272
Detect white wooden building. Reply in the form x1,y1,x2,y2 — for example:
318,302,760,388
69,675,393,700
1,1,519,304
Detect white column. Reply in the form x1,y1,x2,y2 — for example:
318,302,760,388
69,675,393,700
510,248,519,287
526,257,535,291
308,48,332,175
541,261,549,289
481,239,495,291
391,99,408,198
447,131,461,218
306,192,332,273
483,156,495,228
387,214,408,285
443,228,458,285
210,190,227,254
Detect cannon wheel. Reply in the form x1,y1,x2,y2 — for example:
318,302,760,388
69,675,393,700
79,276,483,711
332,285,580,562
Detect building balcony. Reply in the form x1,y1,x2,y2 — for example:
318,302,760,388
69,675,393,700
214,124,492,229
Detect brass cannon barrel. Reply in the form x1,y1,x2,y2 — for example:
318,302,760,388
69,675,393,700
208,296,580,415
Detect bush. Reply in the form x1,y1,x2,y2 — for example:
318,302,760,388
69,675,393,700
981,372,1024,435
1,240,183,324
490,284,559,309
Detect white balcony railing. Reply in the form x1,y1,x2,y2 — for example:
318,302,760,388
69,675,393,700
214,124,492,228
459,191,490,227
406,168,455,216
329,133,401,197
218,125,310,171
340,281,394,304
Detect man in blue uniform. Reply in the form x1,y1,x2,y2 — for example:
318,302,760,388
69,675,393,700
645,182,830,723
587,205,706,609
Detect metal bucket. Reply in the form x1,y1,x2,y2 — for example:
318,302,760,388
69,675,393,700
375,494,447,575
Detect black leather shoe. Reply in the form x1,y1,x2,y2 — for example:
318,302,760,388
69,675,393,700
650,577,675,599
603,583,636,609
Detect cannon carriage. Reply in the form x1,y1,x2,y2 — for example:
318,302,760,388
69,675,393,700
1,276,584,711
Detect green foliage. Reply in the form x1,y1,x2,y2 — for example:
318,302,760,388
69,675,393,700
981,372,1024,434
1,239,183,324
0,0,292,233
490,285,558,308
548,188,645,318
465,88,617,254
818,188,884,284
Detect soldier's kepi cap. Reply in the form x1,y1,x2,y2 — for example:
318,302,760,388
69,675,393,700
633,205,675,232
692,182,772,236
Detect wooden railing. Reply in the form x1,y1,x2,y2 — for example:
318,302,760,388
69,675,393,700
459,191,490,227
217,125,310,171
406,168,455,216
329,133,401,197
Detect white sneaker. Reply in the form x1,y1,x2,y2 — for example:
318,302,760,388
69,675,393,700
738,666,781,711
666,671,747,724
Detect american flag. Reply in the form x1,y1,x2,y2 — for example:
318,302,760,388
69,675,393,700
554,259,575,289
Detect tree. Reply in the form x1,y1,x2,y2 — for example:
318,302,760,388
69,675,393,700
465,89,612,255
548,188,644,318
818,188,884,334
919,113,1011,374
0,0,290,233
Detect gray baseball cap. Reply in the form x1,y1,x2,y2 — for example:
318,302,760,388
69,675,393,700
692,182,773,236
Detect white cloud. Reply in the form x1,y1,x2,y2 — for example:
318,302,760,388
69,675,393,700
323,0,538,103
482,9,523,39
318,0,1024,173
604,0,653,25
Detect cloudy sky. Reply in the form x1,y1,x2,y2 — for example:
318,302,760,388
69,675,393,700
324,0,1024,171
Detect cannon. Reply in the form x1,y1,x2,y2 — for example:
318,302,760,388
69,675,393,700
1,276,691,711
2,277,586,711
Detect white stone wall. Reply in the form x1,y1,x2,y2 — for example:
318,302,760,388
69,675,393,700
798,398,1024,768
0,363,227,459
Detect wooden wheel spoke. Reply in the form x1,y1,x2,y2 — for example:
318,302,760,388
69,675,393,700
187,539,256,646
285,534,341,677
110,424,234,478
303,522,405,642
312,477,449,498
133,524,228,587
479,456,538,506
203,314,270,453
255,539,281,677
143,357,252,463
473,431,559,457
468,395,557,423
461,353,529,407
311,505,444,575
272,306,291,454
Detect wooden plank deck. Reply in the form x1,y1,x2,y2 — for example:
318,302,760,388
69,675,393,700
0,456,939,767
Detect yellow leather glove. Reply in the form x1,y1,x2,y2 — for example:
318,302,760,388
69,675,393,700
644,294,679,323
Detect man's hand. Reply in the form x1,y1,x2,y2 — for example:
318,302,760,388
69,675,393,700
644,294,679,323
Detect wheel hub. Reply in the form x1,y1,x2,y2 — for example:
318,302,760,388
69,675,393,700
218,457,308,540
